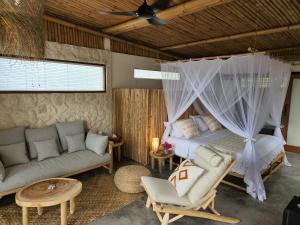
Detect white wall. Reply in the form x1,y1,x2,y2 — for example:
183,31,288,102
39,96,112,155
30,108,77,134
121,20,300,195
112,52,162,89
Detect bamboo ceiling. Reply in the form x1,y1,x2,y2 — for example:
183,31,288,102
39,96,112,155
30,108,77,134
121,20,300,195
45,0,300,62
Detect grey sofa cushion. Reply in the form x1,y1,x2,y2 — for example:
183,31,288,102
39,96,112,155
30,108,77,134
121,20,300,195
56,121,85,151
25,125,62,159
0,142,29,167
0,160,5,182
0,150,111,192
66,133,86,153
86,132,108,156
34,139,60,161
0,127,25,146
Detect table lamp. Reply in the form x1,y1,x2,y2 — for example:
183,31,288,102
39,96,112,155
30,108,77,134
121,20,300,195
151,138,160,153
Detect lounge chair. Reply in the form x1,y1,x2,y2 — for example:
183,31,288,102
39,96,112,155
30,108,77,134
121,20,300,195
141,147,240,225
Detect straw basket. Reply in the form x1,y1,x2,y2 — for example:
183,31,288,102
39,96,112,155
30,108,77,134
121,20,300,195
114,165,151,193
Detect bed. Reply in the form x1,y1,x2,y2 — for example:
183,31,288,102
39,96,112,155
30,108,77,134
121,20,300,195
166,129,286,191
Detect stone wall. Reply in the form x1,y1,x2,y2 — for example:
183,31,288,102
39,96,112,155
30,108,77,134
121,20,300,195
0,42,113,134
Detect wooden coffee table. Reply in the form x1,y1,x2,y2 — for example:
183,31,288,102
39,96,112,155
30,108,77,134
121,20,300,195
15,178,82,225
150,151,174,175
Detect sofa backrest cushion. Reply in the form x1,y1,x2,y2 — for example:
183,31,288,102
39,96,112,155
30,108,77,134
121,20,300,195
66,133,86,153
0,127,25,146
34,139,60,161
0,160,5,182
56,121,85,151
25,125,62,159
0,142,29,167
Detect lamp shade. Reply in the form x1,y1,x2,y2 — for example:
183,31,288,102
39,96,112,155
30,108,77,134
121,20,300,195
151,138,160,152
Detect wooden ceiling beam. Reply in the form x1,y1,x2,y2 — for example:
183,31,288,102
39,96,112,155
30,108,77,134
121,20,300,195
161,23,300,50
102,0,234,34
43,16,180,59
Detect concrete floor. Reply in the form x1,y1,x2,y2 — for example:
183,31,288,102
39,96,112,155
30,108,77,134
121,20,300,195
90,152,300,225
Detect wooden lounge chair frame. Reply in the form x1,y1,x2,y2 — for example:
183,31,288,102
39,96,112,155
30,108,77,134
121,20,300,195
143,160,240,225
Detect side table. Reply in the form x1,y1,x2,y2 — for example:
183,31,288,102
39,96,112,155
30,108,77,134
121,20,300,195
109,141,124,162
150,151,174,175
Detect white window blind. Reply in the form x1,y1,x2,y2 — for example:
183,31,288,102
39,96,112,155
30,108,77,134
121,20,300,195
0,57,106,92
134,69,180,80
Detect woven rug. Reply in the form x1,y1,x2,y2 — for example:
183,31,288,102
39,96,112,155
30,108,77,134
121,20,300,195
0,169,142,225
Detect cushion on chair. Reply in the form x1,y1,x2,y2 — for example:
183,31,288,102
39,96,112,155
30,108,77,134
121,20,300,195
0,142,29,167
85,132,108,156
168,159,205,197
201,116,222,132
141,176,191,207
195,146,223,167
175,119,200,139
0,150,111,192
25,125,62,159
0,127,25,146
56,121,85,151
34,139,60,161
187,147,232,205
66,133,86,153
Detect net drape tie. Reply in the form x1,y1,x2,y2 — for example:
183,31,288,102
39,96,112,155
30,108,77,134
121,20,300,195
244,137,257,143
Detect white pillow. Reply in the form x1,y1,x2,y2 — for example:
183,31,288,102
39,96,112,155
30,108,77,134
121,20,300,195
190,115,209,132
85,132,108,156
175,119,200,139
202,115,222,132
195,146,223,167
168,159,205,197
164,122,184,138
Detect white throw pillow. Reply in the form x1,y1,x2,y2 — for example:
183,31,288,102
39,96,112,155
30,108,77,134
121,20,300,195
175,119,200,139
170,123,184,138
190,115,209,132
201,115,222,132
85,132,108,156
168,159,205,197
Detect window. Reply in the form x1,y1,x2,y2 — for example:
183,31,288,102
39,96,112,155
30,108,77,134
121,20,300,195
0,57,106,92
134,69,180,80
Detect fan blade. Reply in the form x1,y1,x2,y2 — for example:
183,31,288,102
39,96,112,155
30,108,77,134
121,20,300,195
151,0,171,12
147,17,167,25
99,11,137,17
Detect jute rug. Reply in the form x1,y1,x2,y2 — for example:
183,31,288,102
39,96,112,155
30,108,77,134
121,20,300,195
0,169,142,225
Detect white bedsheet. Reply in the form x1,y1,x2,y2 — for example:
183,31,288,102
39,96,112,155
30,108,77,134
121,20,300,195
167,129,284,175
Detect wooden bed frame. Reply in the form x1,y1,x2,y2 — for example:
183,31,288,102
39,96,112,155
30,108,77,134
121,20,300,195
0,143,114,199
143,160,240,225
221,152,285,192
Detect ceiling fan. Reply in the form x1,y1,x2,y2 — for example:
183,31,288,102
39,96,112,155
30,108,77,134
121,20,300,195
99,0,171,25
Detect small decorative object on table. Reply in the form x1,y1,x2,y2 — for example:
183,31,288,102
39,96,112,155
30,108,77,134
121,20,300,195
282,196,300,225
150,141,174,175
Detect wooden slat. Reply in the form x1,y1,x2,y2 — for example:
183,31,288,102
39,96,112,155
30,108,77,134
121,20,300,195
112,88,197,165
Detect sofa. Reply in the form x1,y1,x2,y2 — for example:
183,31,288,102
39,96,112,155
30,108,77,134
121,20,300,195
0,121,113,198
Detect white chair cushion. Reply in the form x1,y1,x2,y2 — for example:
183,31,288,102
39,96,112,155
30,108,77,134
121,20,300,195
187,147,232,205
141,176,191,207
168,159,205,197
202,116,222,132
195,146,223,167
175,119,200,139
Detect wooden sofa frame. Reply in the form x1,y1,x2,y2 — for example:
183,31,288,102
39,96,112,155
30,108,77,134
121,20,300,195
143,160,240,225
0,143,114,199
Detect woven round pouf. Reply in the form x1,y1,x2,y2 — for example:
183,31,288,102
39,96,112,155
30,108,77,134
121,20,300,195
114,165,151,193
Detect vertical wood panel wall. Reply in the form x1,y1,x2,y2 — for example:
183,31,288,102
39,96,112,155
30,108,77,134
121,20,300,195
113,88,196,165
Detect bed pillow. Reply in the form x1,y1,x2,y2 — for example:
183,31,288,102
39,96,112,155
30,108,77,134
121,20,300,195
34,139,60,161
175,119,200,139
170,123,184,138
66,133,86,153
190,115,209,132
201,115,222,132
85,132,108,156
0,160,5,182
0,142,29,167
195,146,223,167
56,120,85,151
25,125,62,159
168,159,205,197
